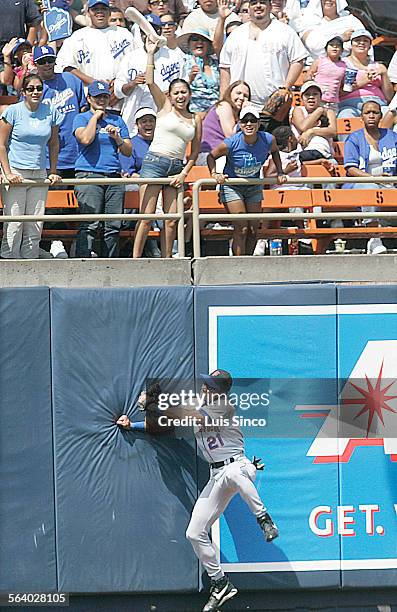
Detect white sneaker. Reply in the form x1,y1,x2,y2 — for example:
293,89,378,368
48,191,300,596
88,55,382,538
253,239,267,256
367,238,387,255
50,240,68,259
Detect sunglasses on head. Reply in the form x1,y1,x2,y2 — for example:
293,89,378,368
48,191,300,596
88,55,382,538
36,57,55,65
149,0,167,5
25,85,43,92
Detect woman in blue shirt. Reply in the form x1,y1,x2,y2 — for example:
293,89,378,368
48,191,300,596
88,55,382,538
344,99,397,254
207,106,287,256
0,74,62,259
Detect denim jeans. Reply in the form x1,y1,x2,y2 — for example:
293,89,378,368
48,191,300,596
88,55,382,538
140,152,184,179
74,171,125,258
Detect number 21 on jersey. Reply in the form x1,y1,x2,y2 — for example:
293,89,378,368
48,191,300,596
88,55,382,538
207,433,224,450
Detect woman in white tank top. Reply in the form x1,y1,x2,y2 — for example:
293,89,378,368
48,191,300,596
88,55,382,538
133,39,202,258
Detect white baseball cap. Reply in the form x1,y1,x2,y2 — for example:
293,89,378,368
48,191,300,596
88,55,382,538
135,107,156,122
351,28,373,42
300,80,322,95
239,106,260,120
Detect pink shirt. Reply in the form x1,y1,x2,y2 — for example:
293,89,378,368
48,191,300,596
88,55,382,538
341,61,386,102
315,55,346,104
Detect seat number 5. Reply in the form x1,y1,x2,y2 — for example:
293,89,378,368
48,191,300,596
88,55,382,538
207,433,224,450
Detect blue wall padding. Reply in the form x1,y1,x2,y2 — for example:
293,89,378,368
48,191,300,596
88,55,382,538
338,285,397,588
0,288,56,591
50,288,198,592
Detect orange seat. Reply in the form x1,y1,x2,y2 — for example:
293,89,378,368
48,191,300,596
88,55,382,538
302,164,346,178
45,190,78,208
263,189,311,208
123,191,140,209
311,188,397,208
291,92,302,107
337,117,363,135
185,166,211,183
333,141,344,162
0,95,18,106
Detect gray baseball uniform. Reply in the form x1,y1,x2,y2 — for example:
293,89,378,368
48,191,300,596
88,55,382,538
186,398,266,579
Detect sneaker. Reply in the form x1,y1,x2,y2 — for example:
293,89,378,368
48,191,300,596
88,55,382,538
202,576,238,612
50,240,68,259
257,511,279,542
253,239,267,256
367,238,387,255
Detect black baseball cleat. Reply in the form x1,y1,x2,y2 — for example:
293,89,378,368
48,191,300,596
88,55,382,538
257,511,279,542
202,576,238,611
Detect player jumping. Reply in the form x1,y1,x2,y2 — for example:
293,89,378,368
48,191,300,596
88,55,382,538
117,370,278,612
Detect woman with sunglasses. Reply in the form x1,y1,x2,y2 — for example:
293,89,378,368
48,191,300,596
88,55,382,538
133,38,202,258
0,74,62,259
207,106,287,256
178,28,219,114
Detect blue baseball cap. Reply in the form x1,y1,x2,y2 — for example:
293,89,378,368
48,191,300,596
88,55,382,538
87,80,110,97
33,45,56,62
88,0,109,8
11,38,31,59
145,13,162,26
200,370,233,392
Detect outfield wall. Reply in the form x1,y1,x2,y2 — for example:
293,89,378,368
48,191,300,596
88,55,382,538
1,281,397,598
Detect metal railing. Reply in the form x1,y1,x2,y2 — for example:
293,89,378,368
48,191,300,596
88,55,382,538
191,176,397,258
0,177,186,257
2,175,397,258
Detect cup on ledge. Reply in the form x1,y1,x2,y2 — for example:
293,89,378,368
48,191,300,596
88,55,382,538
343,67,358,92
334,239,346,253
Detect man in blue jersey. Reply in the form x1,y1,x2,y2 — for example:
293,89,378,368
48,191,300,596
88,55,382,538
72,80,132,257
34,45,87,180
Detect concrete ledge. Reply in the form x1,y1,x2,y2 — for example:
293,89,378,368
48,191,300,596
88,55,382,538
0,258,192,287
2,255,397,288
193,254,397,285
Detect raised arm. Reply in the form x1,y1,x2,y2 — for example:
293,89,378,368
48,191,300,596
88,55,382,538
145,39,167,111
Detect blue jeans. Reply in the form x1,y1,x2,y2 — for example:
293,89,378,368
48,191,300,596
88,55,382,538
220,183,263,205
140,152,184,179
338,96,388,118
74,171,125,258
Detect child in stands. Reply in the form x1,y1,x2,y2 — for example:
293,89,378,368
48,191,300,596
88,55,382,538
304,35,346,112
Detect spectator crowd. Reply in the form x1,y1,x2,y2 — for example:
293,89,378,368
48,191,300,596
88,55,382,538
0,0,397,257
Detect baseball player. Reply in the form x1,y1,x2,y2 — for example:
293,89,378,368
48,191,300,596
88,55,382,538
117,370,278,612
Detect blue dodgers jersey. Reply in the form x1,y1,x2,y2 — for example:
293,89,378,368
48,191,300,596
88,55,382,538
42,73,87,169
73,111,129,174
223,131,273,178
119,133,150,175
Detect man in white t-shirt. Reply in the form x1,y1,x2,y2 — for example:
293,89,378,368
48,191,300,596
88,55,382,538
219,0,307,108
55,0,141,105
117,370,278,612
114,14,186,132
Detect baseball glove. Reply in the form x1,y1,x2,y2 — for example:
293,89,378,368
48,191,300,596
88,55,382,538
260,88,292,123
252,456,265,470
